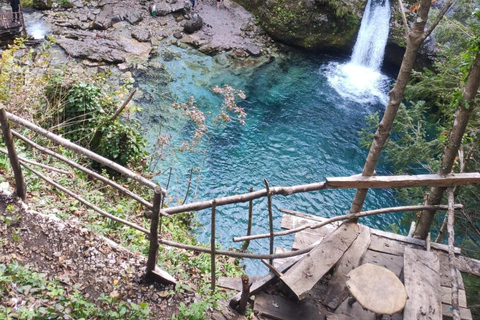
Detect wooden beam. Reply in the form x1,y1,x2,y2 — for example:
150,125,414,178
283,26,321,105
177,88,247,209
370,228,461,254
281,223,360,300
403,247,442,320
455,255,480,277
326,173,480,189
229,259,299,309
324,225,371,309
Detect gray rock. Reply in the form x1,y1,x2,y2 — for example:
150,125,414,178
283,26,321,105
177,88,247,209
245,44,261,57
173,32,183,39
56,34,152,64
125,11,143,25
132,28,151,42
154,0,188,16
91,4,144,30
183,15,202,34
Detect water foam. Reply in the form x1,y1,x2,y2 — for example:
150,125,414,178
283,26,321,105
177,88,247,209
326,0,391,105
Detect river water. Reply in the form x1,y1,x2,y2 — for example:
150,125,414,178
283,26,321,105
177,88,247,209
137,49,404,274
135,0,404,274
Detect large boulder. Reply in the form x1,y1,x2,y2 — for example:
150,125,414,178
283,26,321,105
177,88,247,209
56,34,152,64
183,15,203,34
154,0,189,16
91,4,144,30
33,0,54,10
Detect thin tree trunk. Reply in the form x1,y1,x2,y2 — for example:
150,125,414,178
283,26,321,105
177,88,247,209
350,0,454,215
0,106,26,200
415,50,480,239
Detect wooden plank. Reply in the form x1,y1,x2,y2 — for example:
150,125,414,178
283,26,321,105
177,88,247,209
229,258,299,308
324,225,371,309
292,230,327,251
281,223,360,300
455,255,480,277
361,250,404,277
217,276,262,291
403,248,442,320
370,228,461,254
438,253,465,289
253,292,325,320
281,214,333,231
440,286,468,308
274,247,305,268
368,233,408,256
326,172,480,189
334,294,376,320
441,304,473,320
281,208,342,227
325,314,358,320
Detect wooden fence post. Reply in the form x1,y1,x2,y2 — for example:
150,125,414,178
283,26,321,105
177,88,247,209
241,187,254,252
146,187,162,273
264,179,274,265
0,106,26,200
447,188,460,320
211,200,217,292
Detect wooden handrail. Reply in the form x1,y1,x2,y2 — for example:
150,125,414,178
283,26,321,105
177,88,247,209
162,173,480,216
6,111,166,194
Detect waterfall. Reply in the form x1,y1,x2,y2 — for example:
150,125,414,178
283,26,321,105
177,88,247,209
324,0,391,105
350,0,391,71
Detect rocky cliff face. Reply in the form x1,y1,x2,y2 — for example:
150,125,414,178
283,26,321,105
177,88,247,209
232,0,428,67
233,0,368,52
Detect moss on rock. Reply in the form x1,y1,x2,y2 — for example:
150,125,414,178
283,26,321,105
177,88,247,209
234,0,366,51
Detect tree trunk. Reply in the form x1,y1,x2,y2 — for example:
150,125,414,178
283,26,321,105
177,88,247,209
350,0,453,214
414,51,480,239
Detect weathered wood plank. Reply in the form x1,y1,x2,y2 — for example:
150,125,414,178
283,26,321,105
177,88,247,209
361,250,404,277
334,294,376,320
370,228,461,254
455,255,480,277
253,292,325,320
217,276,262,291
229,258,299,308
281,214,336,232
439,253,465,289
281,223,360,300
325,314,358,320
441,286,467,308
368,233,409,256
324,225,371,309
441,304,473,320
326,173,480,189
403,248,442,320
281,208,342,227
274,247,305,268
292,230,327,251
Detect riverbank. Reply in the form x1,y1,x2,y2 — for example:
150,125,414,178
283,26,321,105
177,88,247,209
28,0,276,66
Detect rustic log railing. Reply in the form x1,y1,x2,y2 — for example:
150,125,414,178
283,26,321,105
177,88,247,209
1,108,480,292
0,106,166,278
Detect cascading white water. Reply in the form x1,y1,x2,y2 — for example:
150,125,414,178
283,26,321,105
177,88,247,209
351,0,391,70
324,0,391,104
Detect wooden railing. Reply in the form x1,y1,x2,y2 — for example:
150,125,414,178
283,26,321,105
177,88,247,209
1,106,479,292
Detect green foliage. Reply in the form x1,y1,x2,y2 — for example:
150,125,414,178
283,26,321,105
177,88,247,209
360,5,480,313
0,263,152,319
172,302,209,320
